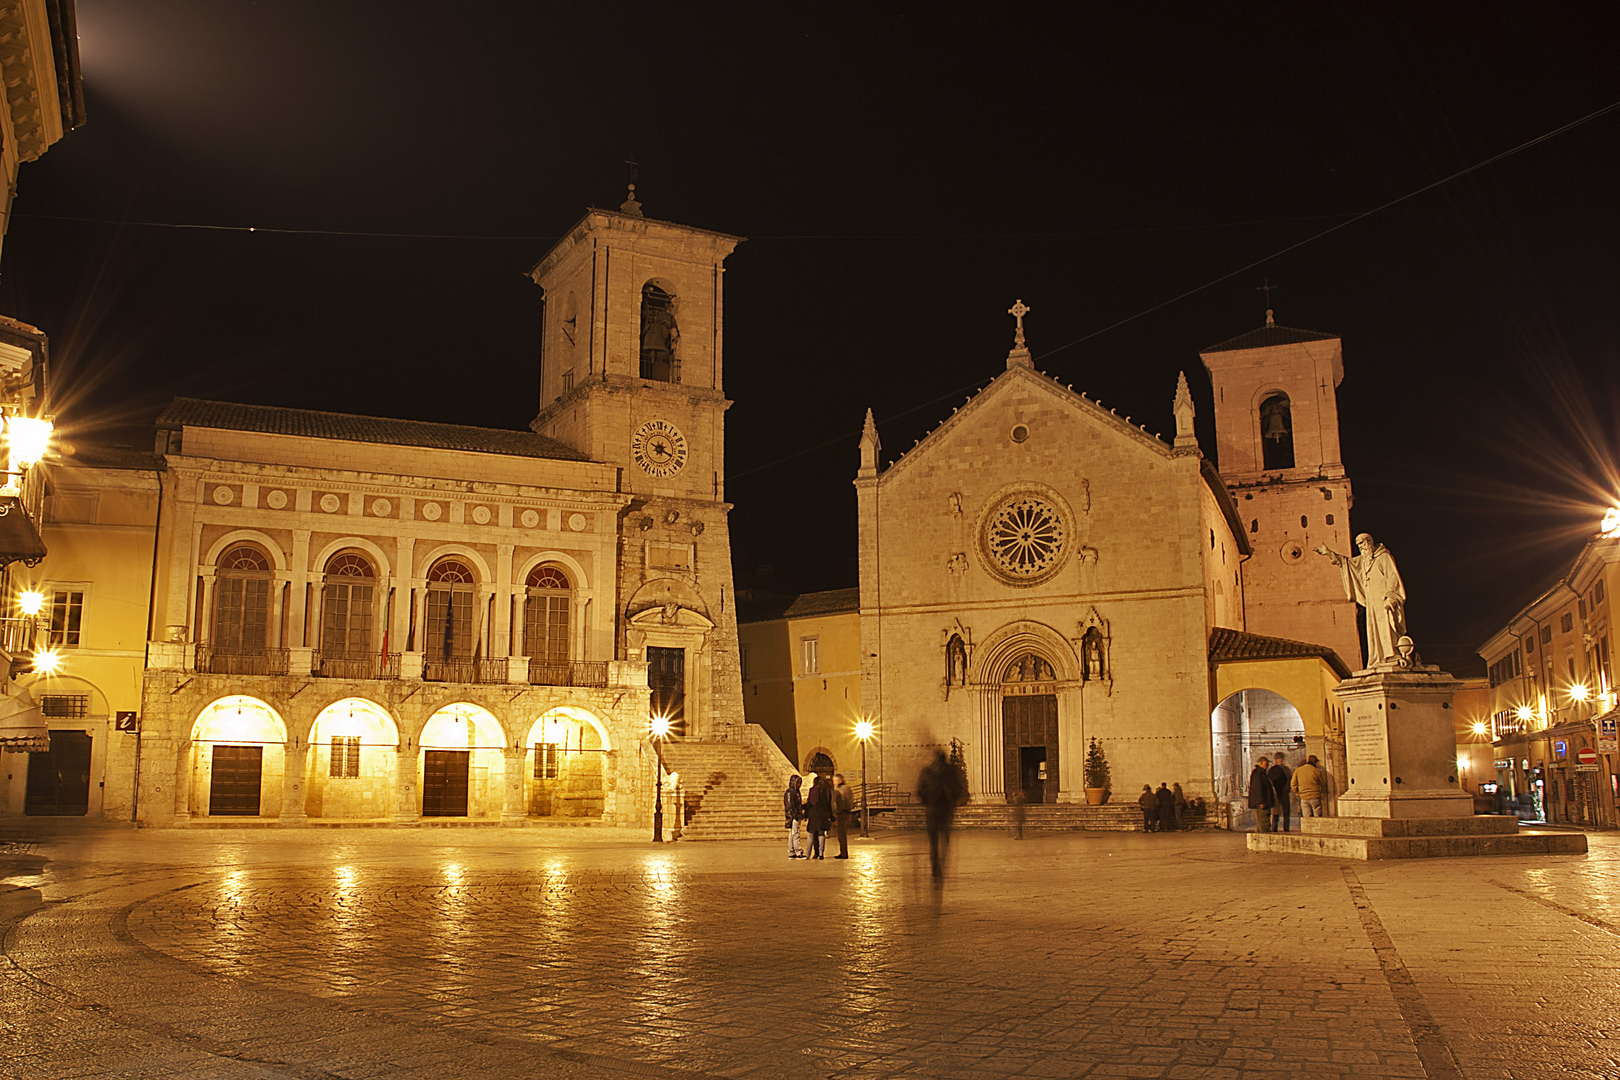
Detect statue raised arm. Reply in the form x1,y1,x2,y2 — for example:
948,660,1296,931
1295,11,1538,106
1315,532,1408,669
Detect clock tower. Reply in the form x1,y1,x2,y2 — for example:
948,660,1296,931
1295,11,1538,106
529,189,747,736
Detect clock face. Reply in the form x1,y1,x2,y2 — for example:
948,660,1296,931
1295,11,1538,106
631,419,689,479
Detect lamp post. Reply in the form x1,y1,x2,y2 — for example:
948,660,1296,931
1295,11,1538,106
855,719,874,837
650,714,670,843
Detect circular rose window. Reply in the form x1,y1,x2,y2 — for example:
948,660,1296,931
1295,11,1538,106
981,493,1068,585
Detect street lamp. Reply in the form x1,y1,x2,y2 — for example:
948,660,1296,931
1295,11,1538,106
0,414,51,499
855,718,874,837
650,714,671,843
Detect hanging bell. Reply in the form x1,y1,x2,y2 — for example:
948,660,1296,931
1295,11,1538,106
1262,411,1289,441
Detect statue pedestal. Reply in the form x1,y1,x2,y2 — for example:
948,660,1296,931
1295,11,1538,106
1250,666,1586,860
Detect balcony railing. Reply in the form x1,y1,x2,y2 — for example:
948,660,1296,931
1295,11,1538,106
422,655,508,685
197,644,290,676
0,617,35,654
528,659,609,688
316,650,401,680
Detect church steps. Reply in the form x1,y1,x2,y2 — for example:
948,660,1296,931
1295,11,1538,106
659,737,798,842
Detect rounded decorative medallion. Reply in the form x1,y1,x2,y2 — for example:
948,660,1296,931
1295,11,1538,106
212,486,234,505
471,505,491,525
1280,540,1305,565
1010,423,1030,444
319,493,341,513
265,490,288,509
421,502,443,521
630,419,688,478
979,491,1069,586
568,513,587,532
520,509,540,529
371,498,392,517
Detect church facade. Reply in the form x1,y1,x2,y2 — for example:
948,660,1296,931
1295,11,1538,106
842,308,1359,818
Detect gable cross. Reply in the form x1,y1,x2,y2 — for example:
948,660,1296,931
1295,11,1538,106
1008,299,1031,348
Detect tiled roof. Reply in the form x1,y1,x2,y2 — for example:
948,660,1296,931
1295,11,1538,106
1208,627,1352,679
1202,324,1337,353
737,587,859,624
159,398,590,463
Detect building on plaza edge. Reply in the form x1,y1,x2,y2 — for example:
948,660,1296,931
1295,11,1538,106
741,307,1364,827
6,192,796,828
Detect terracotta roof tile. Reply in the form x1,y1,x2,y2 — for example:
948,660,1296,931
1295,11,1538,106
1208,627,1352,679
158,398,590,463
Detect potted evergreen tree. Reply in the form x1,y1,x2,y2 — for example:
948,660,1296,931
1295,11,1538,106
1083,737,1111,805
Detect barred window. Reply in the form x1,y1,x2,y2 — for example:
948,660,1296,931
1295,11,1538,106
533,742,559,780
329,736,361,778
40,693,89,718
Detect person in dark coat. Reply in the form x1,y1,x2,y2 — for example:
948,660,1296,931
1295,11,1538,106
805,774,834,859
1267,754,1294,833
1138,784,1158,832
783,775,806,858
1248,756,1273,832
917,749,968,881
831,773,855,858
1155,783,1175,831
1171,783,1189,831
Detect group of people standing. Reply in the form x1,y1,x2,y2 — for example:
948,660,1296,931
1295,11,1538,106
1246,752,1327,831
1136,782,1191,832
783,772,856,859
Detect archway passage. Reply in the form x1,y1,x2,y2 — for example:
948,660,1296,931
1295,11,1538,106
190,696,288,818
523,708,608,819
307,698,399,819
1001,652,1059,804
1211,688,1306,828
419,705,505,818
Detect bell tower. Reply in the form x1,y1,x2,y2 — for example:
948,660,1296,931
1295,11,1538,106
1200,310,1363,669
529,189,748,735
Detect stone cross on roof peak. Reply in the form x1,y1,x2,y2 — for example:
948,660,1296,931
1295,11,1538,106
1005,299,1033,369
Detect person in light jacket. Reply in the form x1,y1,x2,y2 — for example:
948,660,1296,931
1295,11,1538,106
1291,754,1327,818
784,775,806,859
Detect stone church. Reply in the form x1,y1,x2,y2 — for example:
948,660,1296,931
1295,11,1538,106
842,305,1361,819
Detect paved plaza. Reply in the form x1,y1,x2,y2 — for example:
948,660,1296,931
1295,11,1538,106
1,823,1616,1080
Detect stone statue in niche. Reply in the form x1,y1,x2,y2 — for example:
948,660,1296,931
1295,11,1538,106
1081,627,1106,680
946,634,968,686
948,492,962,515
1008,654,1053,682
1315,532,1408,669
946,552,968,576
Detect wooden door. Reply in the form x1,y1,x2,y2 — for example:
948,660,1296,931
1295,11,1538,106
1001,694,1059,803
209,745,263,816
24,730,92,815
422,750,471,817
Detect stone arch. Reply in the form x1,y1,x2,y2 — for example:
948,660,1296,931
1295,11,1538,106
1211,687,1307,828
521,706,612,819
969,620,1079,687
188,696,289,819
414,544,494,583
202,530,288,573
307,697,401,820
310,536,394,580
802,746,836,775
624,576,709,622
417,702,508,819
513,550,591,591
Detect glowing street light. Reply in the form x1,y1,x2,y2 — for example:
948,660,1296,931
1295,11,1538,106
1570,684,1591,703
1515,705,1534,723
1471,721,1488,736
32,648,60,675
0,414,50,497
1603,506,1620,539
16,589,44,616
855,718,875,837
649,714,672,843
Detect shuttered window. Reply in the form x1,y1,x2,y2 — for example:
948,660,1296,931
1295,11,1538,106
329,736,361,779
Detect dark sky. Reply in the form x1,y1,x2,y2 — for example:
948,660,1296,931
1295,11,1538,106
4,2,1620,670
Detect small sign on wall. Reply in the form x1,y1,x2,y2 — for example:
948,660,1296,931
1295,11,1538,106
115,711,138,732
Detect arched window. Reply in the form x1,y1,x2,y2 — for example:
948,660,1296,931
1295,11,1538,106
213,545,272,654
425,559,475,662
321,552,375,659
524,565,571,663
639,282,679,383
1259,392,1294,470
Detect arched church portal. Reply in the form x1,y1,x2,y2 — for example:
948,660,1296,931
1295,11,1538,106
1210,688,1305,828
1001,652,1059,804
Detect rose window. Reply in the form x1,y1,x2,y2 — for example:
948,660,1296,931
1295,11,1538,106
983,495,1067,583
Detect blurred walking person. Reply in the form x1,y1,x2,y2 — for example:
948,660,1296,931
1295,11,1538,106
784,774,806,859
1171,783,1189,831
917,749,967,881
1248,756,1273,832
831,772,855,858
1268,753,1293,833
1138,784,1158,832
1155,783,1175,831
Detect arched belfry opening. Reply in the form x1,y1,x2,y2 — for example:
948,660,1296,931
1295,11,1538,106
1259,392,1294,470
1001,651,1058,805
640,282,679,382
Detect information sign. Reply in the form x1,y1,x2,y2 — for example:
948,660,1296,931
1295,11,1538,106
114,711,138,732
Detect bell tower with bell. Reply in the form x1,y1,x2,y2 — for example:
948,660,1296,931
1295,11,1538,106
528,184,748,736
1200,304,1363,670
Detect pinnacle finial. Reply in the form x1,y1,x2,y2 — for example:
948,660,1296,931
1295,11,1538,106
1006,299,1033,369
1173,370,1197,450
1257,279,1278,326
620,182,643,217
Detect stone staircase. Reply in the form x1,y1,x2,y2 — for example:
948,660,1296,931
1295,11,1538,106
879,802,1212,833
661,734,796,842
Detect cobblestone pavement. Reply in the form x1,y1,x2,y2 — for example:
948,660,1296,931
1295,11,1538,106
2,823,1617,1080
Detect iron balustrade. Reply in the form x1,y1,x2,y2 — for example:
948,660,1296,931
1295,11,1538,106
197,644,290,676
528,660,609,688
0,617,33,653
316,650,402,680
422,655,508,685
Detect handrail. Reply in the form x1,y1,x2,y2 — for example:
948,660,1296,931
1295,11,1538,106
528,659,609,688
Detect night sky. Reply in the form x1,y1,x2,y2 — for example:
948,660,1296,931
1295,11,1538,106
4,2,1619,671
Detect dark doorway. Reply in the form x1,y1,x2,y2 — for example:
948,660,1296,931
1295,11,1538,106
422,749,471,817
1019,746,1047,805
1002,694,1058,804
24,730,92,815
647,646,686,733
208,745,263,816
